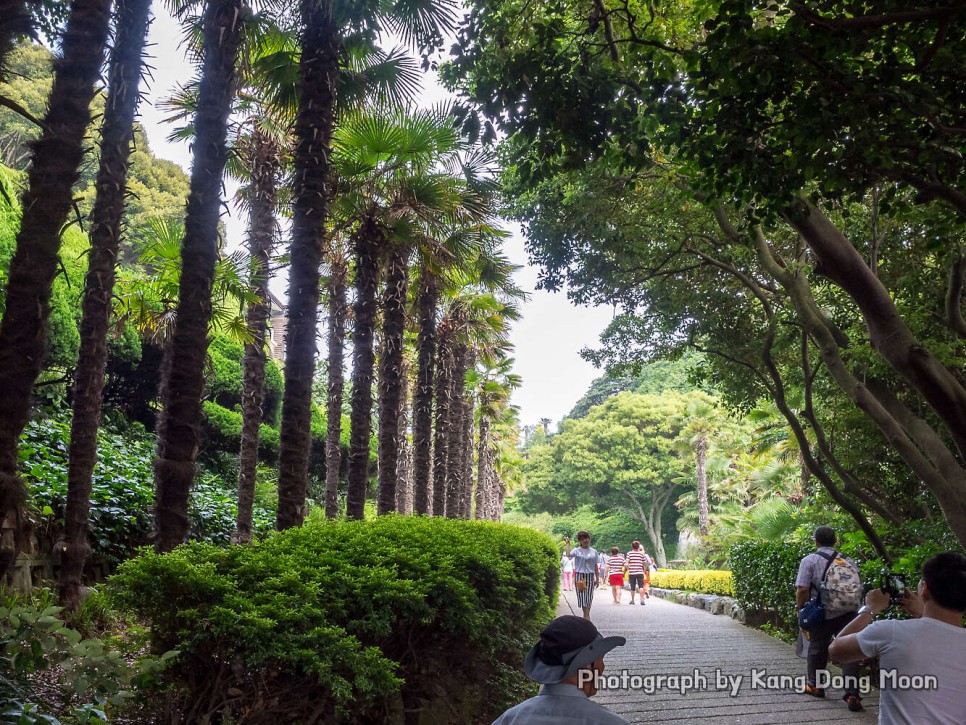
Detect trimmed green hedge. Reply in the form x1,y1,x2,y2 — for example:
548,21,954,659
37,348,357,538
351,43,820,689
730,540,812,633
650,569,733,596
108,516,558,723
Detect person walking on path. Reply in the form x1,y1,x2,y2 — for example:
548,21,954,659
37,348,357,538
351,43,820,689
795,525,864,711
561,550,575,591
598,548,609,589
564,532,600,619
605,547,625,604
625,540,648,605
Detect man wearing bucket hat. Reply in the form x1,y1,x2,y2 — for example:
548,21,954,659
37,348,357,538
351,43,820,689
492,615,629,724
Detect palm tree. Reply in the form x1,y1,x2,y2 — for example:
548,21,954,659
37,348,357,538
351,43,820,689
471,353,520,520
59,0,154,608
323,245,348,518
345,213,383,519
0,0,113,576
153,0,246,552
675,395,721,537
232,125,282,545
275,0,456,530
409,262,439,516
0,0,32,76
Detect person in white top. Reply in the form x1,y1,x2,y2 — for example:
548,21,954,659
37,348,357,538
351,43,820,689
829,552,966,725
561,552,575,591
564,532,600,620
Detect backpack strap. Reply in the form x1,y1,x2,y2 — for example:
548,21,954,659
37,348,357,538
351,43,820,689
810,550,836,596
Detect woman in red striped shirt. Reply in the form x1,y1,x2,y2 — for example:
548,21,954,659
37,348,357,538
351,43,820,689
605,547,625,604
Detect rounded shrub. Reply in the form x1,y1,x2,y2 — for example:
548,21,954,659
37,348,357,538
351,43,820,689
107,516,558,723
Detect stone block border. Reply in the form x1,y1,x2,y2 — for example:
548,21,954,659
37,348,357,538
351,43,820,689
649,587,776,627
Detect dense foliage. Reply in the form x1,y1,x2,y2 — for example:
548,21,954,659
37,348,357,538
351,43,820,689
108,517,558,723
19,410,276,562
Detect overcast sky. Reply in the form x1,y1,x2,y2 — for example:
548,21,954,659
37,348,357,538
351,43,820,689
138,8,615,430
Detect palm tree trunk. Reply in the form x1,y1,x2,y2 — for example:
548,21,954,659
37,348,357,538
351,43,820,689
0,0,112,577
324,252,347,518
460,379,474,519
275,3,339,531
346,216,382,519
432,322,453,516
59,0,152,608
153,0,243,553
696,435,709,537
377,243,408,515
475,410,490,520
411,269,438,514
233,130,279,546
445,341,468,518
395,361,412,514
0,0,32,74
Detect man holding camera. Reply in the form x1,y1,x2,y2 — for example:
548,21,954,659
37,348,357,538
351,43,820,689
795,526,864,710
829,552,966,725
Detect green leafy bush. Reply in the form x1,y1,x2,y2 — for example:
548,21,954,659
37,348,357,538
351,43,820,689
0,595,176,723
108,517,558,723
21,409,272,563
730,540,811,633
650,569,732,596
201,400,280,460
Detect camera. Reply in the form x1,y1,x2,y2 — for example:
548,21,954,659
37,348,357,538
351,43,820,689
880,572,907,604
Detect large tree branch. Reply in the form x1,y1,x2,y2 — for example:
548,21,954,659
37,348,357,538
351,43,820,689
755,226,966,548
758,316,893,562
789,3,966,31
800,333,902,525
786,199,966,452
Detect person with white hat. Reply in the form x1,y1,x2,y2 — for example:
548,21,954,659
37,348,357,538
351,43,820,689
492,615,629,724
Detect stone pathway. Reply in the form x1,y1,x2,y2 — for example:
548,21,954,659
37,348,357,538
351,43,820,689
557,588,879,724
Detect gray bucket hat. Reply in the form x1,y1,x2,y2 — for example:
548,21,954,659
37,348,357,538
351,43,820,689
524,616,626,684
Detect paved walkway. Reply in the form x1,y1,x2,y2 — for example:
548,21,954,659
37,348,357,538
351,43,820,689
557,588,879,724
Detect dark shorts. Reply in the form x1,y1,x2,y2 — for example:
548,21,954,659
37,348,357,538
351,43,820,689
629,573,644,590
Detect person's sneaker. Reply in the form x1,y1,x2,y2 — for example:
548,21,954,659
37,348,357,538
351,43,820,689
802,684,825,698
845,694,863,712
640,600,645,605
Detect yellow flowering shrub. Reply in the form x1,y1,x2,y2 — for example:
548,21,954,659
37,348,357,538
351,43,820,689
649,570,733,596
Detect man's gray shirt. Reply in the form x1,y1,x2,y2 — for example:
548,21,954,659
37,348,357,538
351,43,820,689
492,683,630,724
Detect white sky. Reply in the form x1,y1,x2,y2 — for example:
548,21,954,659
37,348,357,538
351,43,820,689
139,8,615,430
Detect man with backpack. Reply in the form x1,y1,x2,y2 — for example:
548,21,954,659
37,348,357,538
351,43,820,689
795,526,865,712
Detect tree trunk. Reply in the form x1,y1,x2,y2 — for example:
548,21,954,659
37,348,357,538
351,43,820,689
788,200,966,453
411,268,438,514
276,4,339,531
475,410,491,519
233,130,279,546
346,217,382,519
0,0,112,576
432,323,453,516
445,341,468,518
324,252,347,518
752,229,950,554
395,358,413,514
695,435,709,537
460,361,474,519
154,0,244,553
0,0,32,75
377,243,409,515
59,0,151,608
